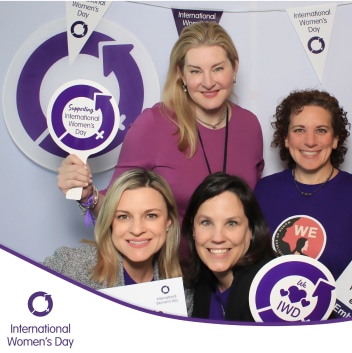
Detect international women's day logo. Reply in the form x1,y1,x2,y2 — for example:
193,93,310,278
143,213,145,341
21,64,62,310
249,255,336,322
3,18,159,172
28,291,53,317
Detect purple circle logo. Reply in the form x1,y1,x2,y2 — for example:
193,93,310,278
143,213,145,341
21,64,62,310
2,19,159,173
249,255,336,322
28,291,53,317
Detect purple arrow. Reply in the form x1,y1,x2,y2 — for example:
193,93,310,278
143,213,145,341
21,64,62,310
16,31,114,157
304,279,335,321
254,260,329,309
97,43,144,156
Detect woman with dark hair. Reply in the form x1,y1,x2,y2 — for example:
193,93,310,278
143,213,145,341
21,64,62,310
254,89,352,280
182,172,276,321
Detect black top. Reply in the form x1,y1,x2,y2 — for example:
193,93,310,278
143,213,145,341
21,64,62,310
191,257,273,322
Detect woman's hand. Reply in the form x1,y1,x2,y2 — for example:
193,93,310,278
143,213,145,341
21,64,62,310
57,154,93,202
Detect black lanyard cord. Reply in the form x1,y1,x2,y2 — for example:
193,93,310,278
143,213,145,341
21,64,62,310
197,108,229,175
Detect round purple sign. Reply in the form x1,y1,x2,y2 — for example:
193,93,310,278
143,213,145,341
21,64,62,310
249,255,336,322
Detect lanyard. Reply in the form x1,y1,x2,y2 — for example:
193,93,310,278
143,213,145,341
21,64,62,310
197,108,229,175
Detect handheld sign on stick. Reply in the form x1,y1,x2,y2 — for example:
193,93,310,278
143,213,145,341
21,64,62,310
47,80,120,200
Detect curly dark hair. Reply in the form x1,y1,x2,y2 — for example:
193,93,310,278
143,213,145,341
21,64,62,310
271,89,350,169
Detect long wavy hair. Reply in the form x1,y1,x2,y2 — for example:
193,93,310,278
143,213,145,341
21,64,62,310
90,168,182,286
271,89,350,169
181,172,275,286
162,21,239,157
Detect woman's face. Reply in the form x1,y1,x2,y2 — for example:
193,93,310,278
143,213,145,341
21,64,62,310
181,45,237,117
285,105,338,175
111,187,171,268
193,191,252,290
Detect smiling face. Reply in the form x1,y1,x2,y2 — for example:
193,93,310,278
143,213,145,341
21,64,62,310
285,105,338,177
193,191,252,290
180,45,237,118
111,187,171,272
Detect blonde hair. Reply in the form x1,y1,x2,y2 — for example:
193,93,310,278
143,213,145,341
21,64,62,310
162,21,239,157
90,168,182,286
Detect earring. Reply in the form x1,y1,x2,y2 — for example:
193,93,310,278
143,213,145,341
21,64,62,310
182,84,188,93
166,228,169,233
233,78,237,85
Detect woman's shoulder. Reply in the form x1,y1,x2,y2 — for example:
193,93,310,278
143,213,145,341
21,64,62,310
230,102,258,120
256,169,291,188
42,244,98,270
337,169,352,181
135,103,173,123
242,256,274,274
184,287,194,317
128,102,177,133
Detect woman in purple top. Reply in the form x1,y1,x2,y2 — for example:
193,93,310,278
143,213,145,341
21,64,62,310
182,172,275,321
254,89,352,280
57,22,264,265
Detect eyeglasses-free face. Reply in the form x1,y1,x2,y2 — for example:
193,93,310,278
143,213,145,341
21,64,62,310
111,187,171,276
193,190,251,291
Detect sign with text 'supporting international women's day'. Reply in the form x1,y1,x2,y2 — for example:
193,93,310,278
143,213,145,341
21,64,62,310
46,79,120,200
2,2,160,175
46,2,116,200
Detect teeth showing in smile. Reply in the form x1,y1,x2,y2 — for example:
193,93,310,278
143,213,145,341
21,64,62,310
209,249,228,254
129,240,149,245
301,151,317,156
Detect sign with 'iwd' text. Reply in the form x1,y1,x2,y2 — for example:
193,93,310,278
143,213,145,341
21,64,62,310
249,255,336,322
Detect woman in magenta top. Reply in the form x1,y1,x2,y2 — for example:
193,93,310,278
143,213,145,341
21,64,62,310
57,22,264,264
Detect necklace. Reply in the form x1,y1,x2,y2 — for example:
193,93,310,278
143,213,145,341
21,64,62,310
293,166,334,196
196,105,228,130
220,303,226,318
197,105,229,175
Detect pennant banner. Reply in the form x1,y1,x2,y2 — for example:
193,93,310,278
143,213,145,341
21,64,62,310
286,4,336,83
172,8,223,36
66,1,112,65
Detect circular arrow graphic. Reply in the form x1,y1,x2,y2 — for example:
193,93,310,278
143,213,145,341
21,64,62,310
3,19,160,172
28,291,53,317
308,36,325,54
71,20,88,38
249,255,336,322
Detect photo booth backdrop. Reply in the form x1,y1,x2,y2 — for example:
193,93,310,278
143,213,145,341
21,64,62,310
1,1,351,262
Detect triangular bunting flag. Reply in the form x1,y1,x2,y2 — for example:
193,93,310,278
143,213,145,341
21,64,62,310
66,1,112,65
287,4,337,83
172,8,223,36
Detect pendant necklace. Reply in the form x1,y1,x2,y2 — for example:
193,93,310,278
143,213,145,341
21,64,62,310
197,105,229,174
292,166,334,196
196,105,228,130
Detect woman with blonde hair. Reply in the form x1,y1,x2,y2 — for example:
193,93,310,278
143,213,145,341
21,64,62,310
44,168,182,288
58,21,264,268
